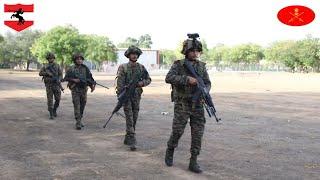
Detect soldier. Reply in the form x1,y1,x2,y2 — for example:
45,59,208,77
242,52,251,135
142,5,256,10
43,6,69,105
39,52,63,119
164,34,211,173
116,45,151,151
63,53,96,130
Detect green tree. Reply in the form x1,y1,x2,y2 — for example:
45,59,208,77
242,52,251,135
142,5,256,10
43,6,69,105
117,37,138,48
117,34,153,49
17,30,43,70
159,49,177,65
227,43,264,64
138,34,152,48
84,34,117,69
31,25,86,71
296,36,320,72
265,40,299,72
0,30,42,70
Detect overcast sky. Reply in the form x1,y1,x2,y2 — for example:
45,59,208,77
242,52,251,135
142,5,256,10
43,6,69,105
1,0,320,49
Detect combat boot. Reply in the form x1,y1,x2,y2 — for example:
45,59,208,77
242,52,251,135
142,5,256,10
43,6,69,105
165,148,174,166
75,119,82,130
189,155,203,173
52,107,57,117
124,135,130,145
129,136,137,151
49,109,54,120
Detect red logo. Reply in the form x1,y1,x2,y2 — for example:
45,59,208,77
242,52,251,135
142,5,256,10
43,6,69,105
277,5,315,26
4,4,34,32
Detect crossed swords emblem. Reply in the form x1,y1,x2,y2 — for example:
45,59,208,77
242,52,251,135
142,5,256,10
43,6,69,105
288,8,304,23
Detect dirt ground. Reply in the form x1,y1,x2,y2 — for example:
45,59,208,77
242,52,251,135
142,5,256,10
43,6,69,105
0,69,319,180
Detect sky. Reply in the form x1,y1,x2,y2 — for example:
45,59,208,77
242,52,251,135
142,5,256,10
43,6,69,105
1,0,320,49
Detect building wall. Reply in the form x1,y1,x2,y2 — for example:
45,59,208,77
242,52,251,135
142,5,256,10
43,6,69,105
117,49,159,69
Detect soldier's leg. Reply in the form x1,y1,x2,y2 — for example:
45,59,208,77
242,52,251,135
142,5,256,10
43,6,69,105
123,99,135,145
46,85,54,119
79,88,87,119
189,103,206,173
132,97,141,131
71,90,82,129
79,89,87,127
167,102,189,149
165,102,189,166
52,86,61,117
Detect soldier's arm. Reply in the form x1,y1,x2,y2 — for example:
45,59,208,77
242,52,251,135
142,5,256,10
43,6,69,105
203,65,211,91
86,67,96,85
39,66,51,77
141,65,151,87
116,65,126,95
63,68,73,81
165,62,188,86
58,65,63,80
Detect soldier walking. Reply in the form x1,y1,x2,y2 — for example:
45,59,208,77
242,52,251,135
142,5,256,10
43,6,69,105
164,34,211,173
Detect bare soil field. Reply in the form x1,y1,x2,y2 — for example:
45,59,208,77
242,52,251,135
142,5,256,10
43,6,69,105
0,70,319,180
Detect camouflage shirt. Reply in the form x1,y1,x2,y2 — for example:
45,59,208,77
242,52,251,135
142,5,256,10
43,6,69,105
165,59,211,101
39,62,63,84
64,64,95,90
116,62,151,97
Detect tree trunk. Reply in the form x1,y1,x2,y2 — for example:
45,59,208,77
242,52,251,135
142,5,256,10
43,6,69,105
26,60,30,71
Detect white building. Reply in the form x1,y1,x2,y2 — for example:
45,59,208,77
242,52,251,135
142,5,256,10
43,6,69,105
116,48,160,69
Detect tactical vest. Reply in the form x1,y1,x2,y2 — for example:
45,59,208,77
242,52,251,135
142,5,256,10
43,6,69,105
43,63,59,84
67,65,88,90
171,59,206,101
122,62,144,83
120,62,144,96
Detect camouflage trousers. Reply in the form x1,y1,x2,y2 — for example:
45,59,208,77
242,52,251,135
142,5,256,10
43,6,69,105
45,83,61,111
167,100,206,156
71,88,87,123
123,96,141,137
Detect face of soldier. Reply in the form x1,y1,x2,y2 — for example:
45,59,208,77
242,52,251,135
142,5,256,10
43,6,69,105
75,58,83,65
186,49,201,61
129,53,138,62
48,58,55,63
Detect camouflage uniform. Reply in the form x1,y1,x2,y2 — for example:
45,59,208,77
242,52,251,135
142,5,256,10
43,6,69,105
165,33,210,173
64,64,95,128
39,62,63,119
116,46,151,147
166,59,211,155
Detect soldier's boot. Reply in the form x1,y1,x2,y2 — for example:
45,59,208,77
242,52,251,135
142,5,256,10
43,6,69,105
52,107,57,117
123,135,130,145
165,148,174,167
49,109,54,120
129,136,137,151
188,155,203,173
75,119,82,130
80,115,84,127
53,103,59,117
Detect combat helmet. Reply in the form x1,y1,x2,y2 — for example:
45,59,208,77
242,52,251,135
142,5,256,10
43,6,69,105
124,45,143,58
72,53,85,62
46,52,55,60
181,33,202,55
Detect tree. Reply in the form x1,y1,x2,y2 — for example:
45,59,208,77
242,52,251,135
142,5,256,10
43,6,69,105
17,30,43,70
296,36,320,72
117,37,138,48
84,34,117,69
138,34,152,48
0,30,42,70
31,25,86,71
117,34,153,49
227,43,264,64
265,40,299,72
208,44,229,65
159,49,177,65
